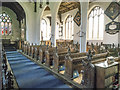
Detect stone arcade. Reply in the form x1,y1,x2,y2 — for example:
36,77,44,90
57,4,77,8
0,0,120,89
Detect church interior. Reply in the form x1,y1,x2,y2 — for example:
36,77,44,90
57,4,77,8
1,0,120,89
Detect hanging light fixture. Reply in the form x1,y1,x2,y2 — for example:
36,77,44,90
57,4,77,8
46,0,49,5
40,0,43,8
105,21,120,35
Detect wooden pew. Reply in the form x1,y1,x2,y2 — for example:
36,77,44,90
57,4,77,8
22,41,25,53
18,40,22,50
86,42,110,54
35,46,40,60
26,43,30,55
31,44,38,58
38,45,48,63
23,41,28,54
28,43,33,56
41,40,51,46
45,46,78,68
64,51,109,79
23,43,48,63
53,51,85,73
34,45,48,61
21,41,24,52
24,43,26,54
25,42,29,55
45,47,56,67
56,39,73,47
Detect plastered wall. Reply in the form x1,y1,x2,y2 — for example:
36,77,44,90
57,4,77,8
4,1,118,48
87,2,119,46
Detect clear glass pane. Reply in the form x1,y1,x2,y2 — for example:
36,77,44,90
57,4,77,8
71,17,74,39
41,19,47,40
93,16,98,39
99,14,104,39
7,20,9,23
89,17,93,39
88,7,104,40
66,22,68,39
3,13,6,17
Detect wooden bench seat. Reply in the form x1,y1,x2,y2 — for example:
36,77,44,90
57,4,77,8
65,52,109,79
45,47,58,67
38,45,48,63
31,45,44,59
45,47,77,67
53,50,79,72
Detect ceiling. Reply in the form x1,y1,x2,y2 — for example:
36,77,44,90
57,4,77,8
2,2,25,21
58,2,80,14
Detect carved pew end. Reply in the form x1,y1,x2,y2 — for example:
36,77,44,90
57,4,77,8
45,59,54,67
65,69,79,80
71,70,79,80
58,64,65,71
42,58,46,64
50,60,54,66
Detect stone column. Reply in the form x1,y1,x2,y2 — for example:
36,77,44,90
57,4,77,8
25,8,37,44
79,2,89,52
51,14,57,47
35,13,40,45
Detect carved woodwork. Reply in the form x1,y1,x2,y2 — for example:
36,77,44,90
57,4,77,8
53,47,78,72
65,49,109,79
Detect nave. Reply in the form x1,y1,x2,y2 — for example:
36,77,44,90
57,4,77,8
1,0,120,89
3,45,70,88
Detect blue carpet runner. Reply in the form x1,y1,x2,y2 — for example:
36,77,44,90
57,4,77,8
6,51,70,88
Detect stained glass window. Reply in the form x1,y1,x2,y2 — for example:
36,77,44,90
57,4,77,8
0,12,12,35
88,7,104,40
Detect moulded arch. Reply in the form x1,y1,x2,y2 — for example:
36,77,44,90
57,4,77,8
87,5,104,18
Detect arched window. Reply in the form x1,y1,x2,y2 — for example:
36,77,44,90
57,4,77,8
41,19,47,40
65,15,73,40
0,12,12,35
88,6,104,40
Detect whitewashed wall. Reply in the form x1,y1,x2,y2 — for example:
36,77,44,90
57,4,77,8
61,8,81,44
87,2,119,46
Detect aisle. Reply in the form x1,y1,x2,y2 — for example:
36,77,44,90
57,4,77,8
6,50,70,88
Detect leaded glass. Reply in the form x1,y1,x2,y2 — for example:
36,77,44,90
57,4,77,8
1,22,4,35
9,23,12,35
3,13,6,16
88,6,104,40
5,17,7,20
0,19,2,22
7,20,9,23
3,19,6,22
5,22,8,35
65,15,73,40
0,12,12,35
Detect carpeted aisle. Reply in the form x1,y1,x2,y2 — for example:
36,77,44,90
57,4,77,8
6,50,70,88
